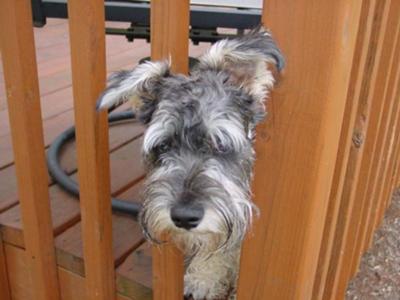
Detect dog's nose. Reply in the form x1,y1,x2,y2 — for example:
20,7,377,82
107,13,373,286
170,203,204,230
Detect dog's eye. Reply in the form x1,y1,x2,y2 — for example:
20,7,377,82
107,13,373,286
154,141,172,155
214,138,230,154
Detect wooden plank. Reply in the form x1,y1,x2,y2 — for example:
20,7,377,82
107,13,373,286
380,81,400,217
68,0,115,298
236,0,363,299
0,1,61,299
322,1,399,298
0,135,145,248
348,0,398,277
0,108,75,170
0,120,144,213
311,1,378,298
0,237,11,300
117,242,153,292
0,21,151,113
3,243,137,300
150,1,189,298
388,113,400,195
0,52,147,168
371,36,400,231
54,182,144,276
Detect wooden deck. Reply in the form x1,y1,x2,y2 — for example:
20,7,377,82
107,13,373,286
0,19,208,299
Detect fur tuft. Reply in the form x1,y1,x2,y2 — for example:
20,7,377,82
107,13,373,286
194,26,284,104
96,60,170,110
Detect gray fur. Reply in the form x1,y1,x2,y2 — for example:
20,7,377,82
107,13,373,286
97,26,284,300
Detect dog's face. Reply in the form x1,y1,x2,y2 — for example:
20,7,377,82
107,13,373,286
97,28,284,253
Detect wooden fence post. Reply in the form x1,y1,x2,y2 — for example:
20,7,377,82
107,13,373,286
0,1,61,299
67,1,115,299
312,1,380,297
150,0,189,298
321,1,400,298
236,0,363,299
347,0,400,276
371,32,400,230
0,237,11,300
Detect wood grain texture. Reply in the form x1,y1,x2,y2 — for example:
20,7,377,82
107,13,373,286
3,243,136,300
0,237,11,300
236,0,363,299
371,30,400,231
151,0,190,74
347,0,399,276
322,1,399,298
312,1,377,298
67,1,115,299
380,80,400,215
150,0,189,299
388,103,400,196
0,1,61,299
54,183,145,276
0,121,144,216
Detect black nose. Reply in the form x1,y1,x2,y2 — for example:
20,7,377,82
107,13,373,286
170,203,204,230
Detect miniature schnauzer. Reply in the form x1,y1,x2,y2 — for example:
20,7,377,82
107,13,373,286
97,27,284,300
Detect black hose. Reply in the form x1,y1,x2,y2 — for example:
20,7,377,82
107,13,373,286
47,110,142,220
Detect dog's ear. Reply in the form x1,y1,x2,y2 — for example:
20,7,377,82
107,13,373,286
194,26,284,105
96,61,170,121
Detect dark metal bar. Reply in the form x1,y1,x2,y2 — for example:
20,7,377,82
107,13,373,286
31,0,47,27
37,0,261,29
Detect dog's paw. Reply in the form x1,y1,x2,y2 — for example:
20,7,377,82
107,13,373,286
184,275,229,300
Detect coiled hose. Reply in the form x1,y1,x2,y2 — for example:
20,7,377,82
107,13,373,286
46,110,142,220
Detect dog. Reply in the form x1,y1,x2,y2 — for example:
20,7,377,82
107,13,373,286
97,27,284,300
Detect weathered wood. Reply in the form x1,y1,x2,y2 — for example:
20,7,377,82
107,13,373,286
68,1,114,298
0,1,61,299
0,237,11,300
322,1,399,297
236,0,362,299
150,0,189,298
312,1,378,297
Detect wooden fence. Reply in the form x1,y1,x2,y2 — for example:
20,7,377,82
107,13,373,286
1,0,400,299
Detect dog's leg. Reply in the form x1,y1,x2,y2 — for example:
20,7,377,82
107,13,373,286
184,247,240,300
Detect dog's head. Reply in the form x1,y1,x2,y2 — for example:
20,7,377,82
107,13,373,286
97,27,284,253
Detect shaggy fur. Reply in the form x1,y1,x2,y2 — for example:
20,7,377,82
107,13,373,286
97,27,284,300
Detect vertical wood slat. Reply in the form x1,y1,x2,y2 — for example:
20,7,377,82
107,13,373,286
327,2,400,292
150,0,189,299
371,34,400,229
348,0,397,275
67,1,115,300
236,1,363,299
363,24,400,246
388,111,400,194
0,1,61,300
0,237,11,300
312,1,378,298
357,3,400,253
379,79,400,218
